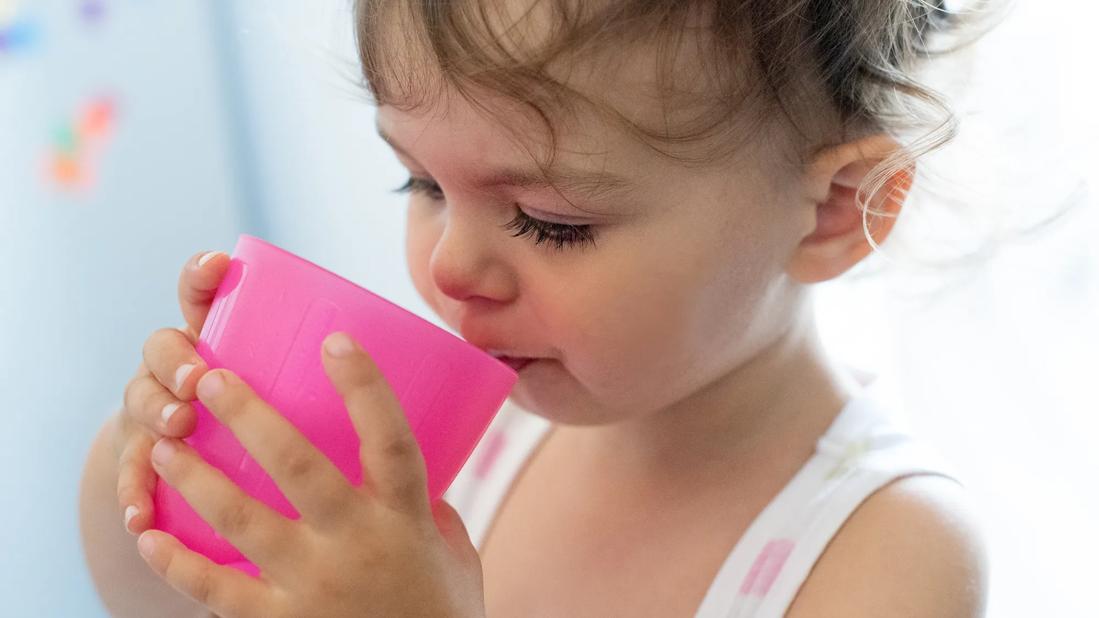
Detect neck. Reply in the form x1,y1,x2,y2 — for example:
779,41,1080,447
554,300,866,494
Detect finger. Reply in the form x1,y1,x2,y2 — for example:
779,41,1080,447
431,499,479,563
143,327,209,402
179,250,229,340
119,361,154,437
321,332,430,517
123,369,197,438
194,369,358,528
150,436,303,577
117,432,157,536
137,529,274,618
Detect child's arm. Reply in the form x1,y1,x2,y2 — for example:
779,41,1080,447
785,474,990,617
79,412,212,618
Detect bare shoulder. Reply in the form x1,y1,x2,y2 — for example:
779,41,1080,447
785,473,991,618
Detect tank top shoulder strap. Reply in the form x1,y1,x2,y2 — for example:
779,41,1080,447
696,380,963,618
443,397,552,551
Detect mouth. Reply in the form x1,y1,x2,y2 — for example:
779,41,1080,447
488,354,537,372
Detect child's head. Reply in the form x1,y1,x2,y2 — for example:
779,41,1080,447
353,0,978,424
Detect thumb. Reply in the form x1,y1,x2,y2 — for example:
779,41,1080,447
431,499,479,560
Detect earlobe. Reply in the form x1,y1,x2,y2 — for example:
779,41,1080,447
786,134,913,284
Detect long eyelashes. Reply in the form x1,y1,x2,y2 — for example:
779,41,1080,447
394,176,443,200
393,176,599,252
500,209,598,251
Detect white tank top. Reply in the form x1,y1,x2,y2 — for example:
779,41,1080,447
444,373,963,618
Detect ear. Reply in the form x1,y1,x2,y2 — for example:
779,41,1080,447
785,133,914,284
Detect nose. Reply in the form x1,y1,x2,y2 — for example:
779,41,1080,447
428,206,516,303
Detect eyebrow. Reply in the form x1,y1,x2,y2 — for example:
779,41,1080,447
376,125,636,204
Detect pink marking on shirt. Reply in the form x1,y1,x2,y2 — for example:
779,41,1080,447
739,538,796,597
474,431,508,479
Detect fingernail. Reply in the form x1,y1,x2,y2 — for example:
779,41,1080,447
124,505,139,533
325,332,357,357
161,402,182,428
175,363,197,392
197,371,225,399
151,438,176,466
197,251,223,268
138,531,156,559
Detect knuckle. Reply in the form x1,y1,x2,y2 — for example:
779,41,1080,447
216,385,249,418
359,365,389,389
117,445,139,474
117,431,148,468
216,498,256,539
116,478,149,511
381,436,418,462
120,445,154,484
276,444,316,482
123,368,153,402
313,567,360,602
140,382,166,422
387,476,423,508
187,561,218,607
144,328,196,390
142,328,172,363
111,416,133,462
140,384,174,430
116,477,137,504
374,440,428,509
116,477,136,504
285,453,315,481
122,375,145,415
346,365,387,395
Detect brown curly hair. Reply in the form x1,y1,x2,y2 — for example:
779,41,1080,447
353,0,1006,260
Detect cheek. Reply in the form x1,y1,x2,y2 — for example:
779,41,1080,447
547,250,703,382
405,208,441,311
554,226,771,401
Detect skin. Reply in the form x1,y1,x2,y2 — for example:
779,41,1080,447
133,337,487,617
100,253,488,617
379,83,911,501
101,3,923,615
354,0,918,508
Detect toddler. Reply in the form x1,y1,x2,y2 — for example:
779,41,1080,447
81,1,995,616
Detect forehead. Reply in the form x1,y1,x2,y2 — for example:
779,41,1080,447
361,0,762,165
375,88,650,211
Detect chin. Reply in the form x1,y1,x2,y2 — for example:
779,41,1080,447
507,360,575,420
508,367,624,427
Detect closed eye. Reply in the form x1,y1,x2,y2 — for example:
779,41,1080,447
393,176,599,252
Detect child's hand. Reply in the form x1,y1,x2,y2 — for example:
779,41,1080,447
134,332,487,618
115,250,229,537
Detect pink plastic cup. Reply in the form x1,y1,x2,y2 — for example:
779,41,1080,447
152,234,517,577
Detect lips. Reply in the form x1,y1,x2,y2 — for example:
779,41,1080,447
494,356,535,372
463,332,541,372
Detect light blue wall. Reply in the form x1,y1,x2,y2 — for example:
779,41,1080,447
217,1,437,328
1,2,431,615
1,2,247,615
4,1,1096,617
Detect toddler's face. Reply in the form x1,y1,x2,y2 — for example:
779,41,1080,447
375,24,817,425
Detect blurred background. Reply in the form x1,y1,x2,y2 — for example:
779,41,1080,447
1,0,1095,616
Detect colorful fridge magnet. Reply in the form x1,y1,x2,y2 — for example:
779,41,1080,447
0,1,40,55
45,95,119,193
79,0,106,25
